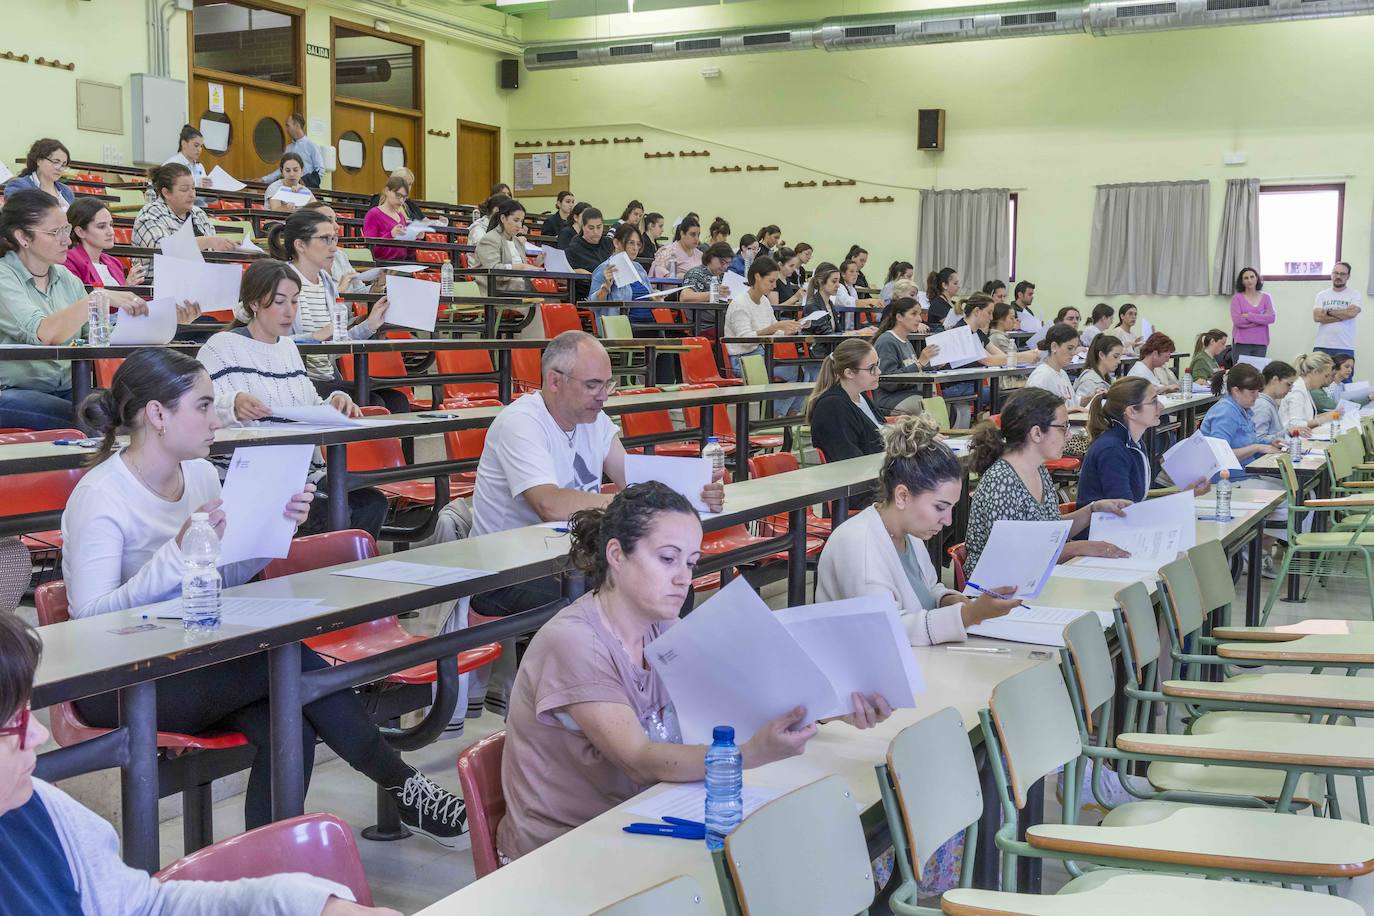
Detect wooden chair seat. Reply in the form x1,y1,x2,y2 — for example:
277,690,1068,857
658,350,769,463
1118,721,1374,769
1163,672,1374,711
1212,620,1374,642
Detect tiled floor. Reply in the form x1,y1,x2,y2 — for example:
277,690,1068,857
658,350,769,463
50,566,1374,914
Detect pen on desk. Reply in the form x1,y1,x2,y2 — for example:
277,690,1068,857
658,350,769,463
946,646,1011,654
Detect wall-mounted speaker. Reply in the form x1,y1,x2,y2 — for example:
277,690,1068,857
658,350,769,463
500,58,519,90
917,109,945,151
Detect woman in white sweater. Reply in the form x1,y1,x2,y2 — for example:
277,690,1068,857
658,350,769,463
60,348,468,844
197,259,386,537
816,415,1020,645
1280,350,1338,433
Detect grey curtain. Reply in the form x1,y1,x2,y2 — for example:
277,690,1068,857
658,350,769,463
916,188,1010,287
1085,180,1209,296
1213,178,1260,295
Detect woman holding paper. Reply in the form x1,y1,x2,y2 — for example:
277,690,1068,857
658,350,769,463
498,482,892,860
965,388,1130,571
817,415,1021,644
799,262,880,361
362,176,414,262
834,258,883,318
61,347,471,844
1112,303,1143,352
1279,351,1338,432
589,222,652,322
64,197,145,288
131,163,234,257
0,190,149,429
197,259,387,537
874,297,940,416
1324,353,1369,405
1229,267,1274,358
264,152,315,212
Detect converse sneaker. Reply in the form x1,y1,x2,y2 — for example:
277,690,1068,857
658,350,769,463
389,770,468,847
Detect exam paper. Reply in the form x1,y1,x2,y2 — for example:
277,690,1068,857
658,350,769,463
1088,490,1196,566
963,519,1071,598
925,325,984,368
775,597,924,698
608,251,640,289
720,271,747,298
800,309,829,326
238,237,264,254
968,606,1112,647
270,404,365,427
0,162,12,184
271,187,313,208
1018,311,1044,332
159,220,204,262
218,445,314,564
400,220,430,242
1337,400,1362,431
384,275,441,332
199,119,230,152
626,782,780,822
540,245,573,273
143,596,330,625
635,285,689,300
1139,317,1154,340
1236,354,1271,371
109,296,177,346
623,454,713,513
207,166,246,192
331,560,490,586
152,255,241,312
1345,381,1372,401
1050,565,1153,584
1162,431,1241,489
357,264,428,283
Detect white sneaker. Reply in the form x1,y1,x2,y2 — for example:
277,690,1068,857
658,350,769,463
1057,761,1133,818
1261,555,1278,580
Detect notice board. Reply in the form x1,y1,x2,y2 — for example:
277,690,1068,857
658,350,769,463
513,149,570,197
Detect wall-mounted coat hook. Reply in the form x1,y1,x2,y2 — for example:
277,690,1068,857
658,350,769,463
746,164,779,172
547,139,576,147
1,51,30,63
580,138,610,145
784,180,818,189
679,150,710,158
645,151,676,159
426,129,451,138
34,57,74,71
613,136,644,144
710,165,743,173
514,140,543,148
823,179,857,187
860,195,895,204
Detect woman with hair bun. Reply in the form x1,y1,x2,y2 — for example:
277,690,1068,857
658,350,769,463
817,415,1021,645
498,481,893,860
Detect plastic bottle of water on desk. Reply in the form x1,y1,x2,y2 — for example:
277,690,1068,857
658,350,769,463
1214,470,1232,523
1181,368,1192,393
181,513,222,631
704,725,742,851
330,298,351,342
709,275,720,303
87,288,110,346
1289,430,1303,461
440,260,454,297
702,437,725,480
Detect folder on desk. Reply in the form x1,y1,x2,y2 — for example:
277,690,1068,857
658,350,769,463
962,519,1071,599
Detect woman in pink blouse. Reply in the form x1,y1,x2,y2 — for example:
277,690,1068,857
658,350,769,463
1230,266,1275,358
362,176,411,261
648,215,703,279
64,198,144,288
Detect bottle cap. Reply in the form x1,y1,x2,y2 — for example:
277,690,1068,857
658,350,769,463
1219,470,1229,481
712,725,735,743
191,512,210,522
706,436,719,444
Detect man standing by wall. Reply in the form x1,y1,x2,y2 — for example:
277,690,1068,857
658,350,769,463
1313,261,1361,367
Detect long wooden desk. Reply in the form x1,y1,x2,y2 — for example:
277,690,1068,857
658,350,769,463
886,365,1035,416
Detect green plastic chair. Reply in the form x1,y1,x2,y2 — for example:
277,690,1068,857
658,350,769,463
602,314,634,338
1185,539,1236,629
592,876,705,915
345,247,375,266
922,395,950,430
714,775,873,916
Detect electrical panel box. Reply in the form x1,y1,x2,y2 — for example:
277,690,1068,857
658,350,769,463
130,74,187,167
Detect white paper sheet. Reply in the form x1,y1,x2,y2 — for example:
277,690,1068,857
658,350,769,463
381,144,406,172
238,237,263,254
270,404,365,427
159,220,203,263
635,285,689,300
271,187,313,208
644,579,851,744
331,560,490,586
141,596,330,624
625,782,780,822
1025,324,1049,350
199,118,229,152
151,255,241,312
400,220,430,242
1344,380,1372,401
800,309,829,326
963,519,1072,599
218,444,314,564
775,596,924,700
95,263,119,287
1139,317,1154,340
1018,311,1043,332
1337,399,1362,431
968,606,1112,646
338,139,364,169
924,325,984,368
623,454,712,513
1236,354,1271,371
357,264,428,283
1162,431,1242,489
0,162,12,184
720,271,747,298
539,245,573,274
1088,490,1197,567
608,251,639,289
384,275,441,332
109,296,177,346
207,165,246,192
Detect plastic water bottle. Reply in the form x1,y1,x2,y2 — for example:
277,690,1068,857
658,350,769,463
181,513,222,631
440,260,454,296
1181,368,1192,393
709,275,720,303
704,725,742,851
1289,431,1303,461
330,297,350,342
1330,413,1341,442
668,254,678,278
1214,470,1232,523
87,288,110,346
702,437,725,481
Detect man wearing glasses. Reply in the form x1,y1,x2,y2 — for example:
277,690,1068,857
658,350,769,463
463,331,724,717
1313,261,1361,369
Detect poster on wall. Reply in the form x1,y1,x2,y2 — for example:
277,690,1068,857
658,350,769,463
554,151,569,177
514,157,535,192
531,153,552,186
338,139,364,169
207,83,224,115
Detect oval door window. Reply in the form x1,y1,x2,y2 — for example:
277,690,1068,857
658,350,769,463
381,139,406,174
338,130,366,172
253,117,286,163
198,111,232,154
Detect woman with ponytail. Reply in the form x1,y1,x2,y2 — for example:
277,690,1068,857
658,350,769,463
873,298,939,416
1279,351,1337,432
797,261,879,363
805,338,886,463
1076,377,1197,507
818,414,1021,645
498,481,891,859
924,267,959,329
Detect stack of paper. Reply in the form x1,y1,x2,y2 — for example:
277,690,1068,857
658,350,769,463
270,404,364,427
331,560,491,586
626,782,779,822
623,453,713,513
400,220,430,241
644,579,923,744
140,596,332,625
1344,380,1372,401
1162,431,1241,488
968,606,1113,647
963,520,1072,598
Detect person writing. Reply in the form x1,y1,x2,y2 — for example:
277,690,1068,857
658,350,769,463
64,197,146,288
62,348,469,844
1127,332,1180,392
817,414,1019,644
1279,351,1338,433
264,152,315,212
678,241,733,303
805,338,888,463
723,255,803,415
4,139,75,209
1252,360,1298,443
873,297,939,417
1230,267,1274,358
362,176,415,263
1072,333,1123,407
497,482,890,859
964,388,1130,571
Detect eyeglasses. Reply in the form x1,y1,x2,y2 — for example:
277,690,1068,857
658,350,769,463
1045,422,1070,433
311,234,339,245
31,225,69,241
0,706,31,749
858,363,881,374
44,157,68,169
554,369,616,396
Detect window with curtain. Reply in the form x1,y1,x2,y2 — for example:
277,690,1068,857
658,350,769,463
1085,180,1209,296
915,188,1010,289
1258,184,1344,281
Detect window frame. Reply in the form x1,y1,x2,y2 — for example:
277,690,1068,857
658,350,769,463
188,0,303,91
1008,192,1020,282
1257,182,1345,282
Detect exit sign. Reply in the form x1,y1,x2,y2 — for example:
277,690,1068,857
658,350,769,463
306,43,330,59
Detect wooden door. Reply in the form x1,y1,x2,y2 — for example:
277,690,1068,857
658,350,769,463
239,86,296,183
190,76,237,177
372,109,421,198
456,120,499,206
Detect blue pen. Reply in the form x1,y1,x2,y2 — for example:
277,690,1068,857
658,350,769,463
622,823,705,840
54,438,100,448
965,581,1008,599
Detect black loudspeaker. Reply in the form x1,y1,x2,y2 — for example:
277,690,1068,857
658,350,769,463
917,109,945,151
500,59,519,90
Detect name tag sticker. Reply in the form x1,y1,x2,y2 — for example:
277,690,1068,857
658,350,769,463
108,623,164,636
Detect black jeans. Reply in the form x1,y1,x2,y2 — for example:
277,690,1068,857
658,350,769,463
75,646,411,829
299,484,389,539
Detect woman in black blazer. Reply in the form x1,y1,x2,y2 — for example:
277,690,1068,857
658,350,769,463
805,337,888,462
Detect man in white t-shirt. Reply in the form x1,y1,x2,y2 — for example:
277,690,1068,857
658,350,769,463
1313,261,1361,366
467,330,724,714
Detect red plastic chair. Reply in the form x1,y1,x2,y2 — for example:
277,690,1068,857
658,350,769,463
615,387,712,459
434,349,500,401
344,419,436,508
388,399,502,503
260,530,502,685
678,384,783,453
94,358,124,389
456,731,507,879
948,543,968,590
337,349,427,410
511,348,543,394
748,452,831,543
679,338,741,388
0,428,91,563
156,813,373,906
540,303,584,338
113,227,133,245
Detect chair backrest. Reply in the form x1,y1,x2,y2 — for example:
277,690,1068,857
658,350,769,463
34,580,68,625
261,529,377,580
886,707,981,882
1186,539,1233,622
740,353,769,387
1274,452,1300,506
541,303,584,337
748,451,800,477
512,348,543,391
986,664,1081,809
156,813,373,906
94,358,124,389
947,543,968,589
721,775,873,916
1114,581,1161,686
346,434,405,472
456,731,507,879
592,876,705,916
922,395,949,429
679,337,724,384
338,349,408,380
434,348,495,375
1157,553,1205,645
1061,612,1117,733
602,314,634,339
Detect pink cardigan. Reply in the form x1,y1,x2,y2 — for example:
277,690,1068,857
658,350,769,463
362,207,408,261
1230,291,1275,346
64,245,128,287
